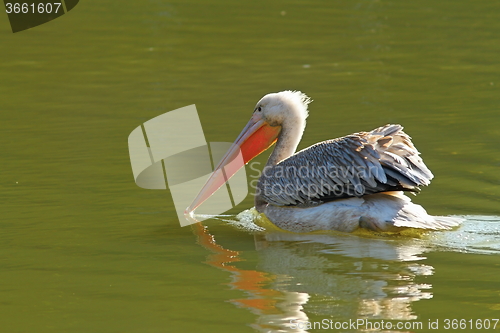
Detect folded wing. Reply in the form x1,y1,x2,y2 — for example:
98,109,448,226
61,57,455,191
257,124,434,206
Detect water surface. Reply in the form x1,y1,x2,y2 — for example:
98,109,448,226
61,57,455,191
1,0,499,332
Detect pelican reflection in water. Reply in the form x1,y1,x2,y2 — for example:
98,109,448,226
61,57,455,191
193,223,436,332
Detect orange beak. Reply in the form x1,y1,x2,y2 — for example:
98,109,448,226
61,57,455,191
185,112,281,215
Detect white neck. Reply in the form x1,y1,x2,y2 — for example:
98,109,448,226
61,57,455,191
266,117,306,166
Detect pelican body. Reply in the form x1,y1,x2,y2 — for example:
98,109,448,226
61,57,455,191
186,91,461,233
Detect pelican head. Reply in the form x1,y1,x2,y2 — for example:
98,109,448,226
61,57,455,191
254,90,311,127
185,90,312,215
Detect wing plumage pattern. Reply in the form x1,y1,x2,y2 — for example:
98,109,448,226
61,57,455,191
257,124,434,206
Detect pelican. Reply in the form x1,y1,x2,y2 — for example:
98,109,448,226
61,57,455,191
186,91,462,233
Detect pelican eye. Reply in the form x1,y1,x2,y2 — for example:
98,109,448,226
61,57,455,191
257,106,262,112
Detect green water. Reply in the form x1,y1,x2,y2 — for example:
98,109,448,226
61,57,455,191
1,0,499,332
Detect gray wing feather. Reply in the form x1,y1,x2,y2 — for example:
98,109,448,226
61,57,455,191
257,124,433,207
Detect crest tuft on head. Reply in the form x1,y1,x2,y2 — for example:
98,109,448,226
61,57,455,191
276,90,312,118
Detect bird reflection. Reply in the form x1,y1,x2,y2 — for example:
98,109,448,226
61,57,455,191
192,223,435,332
